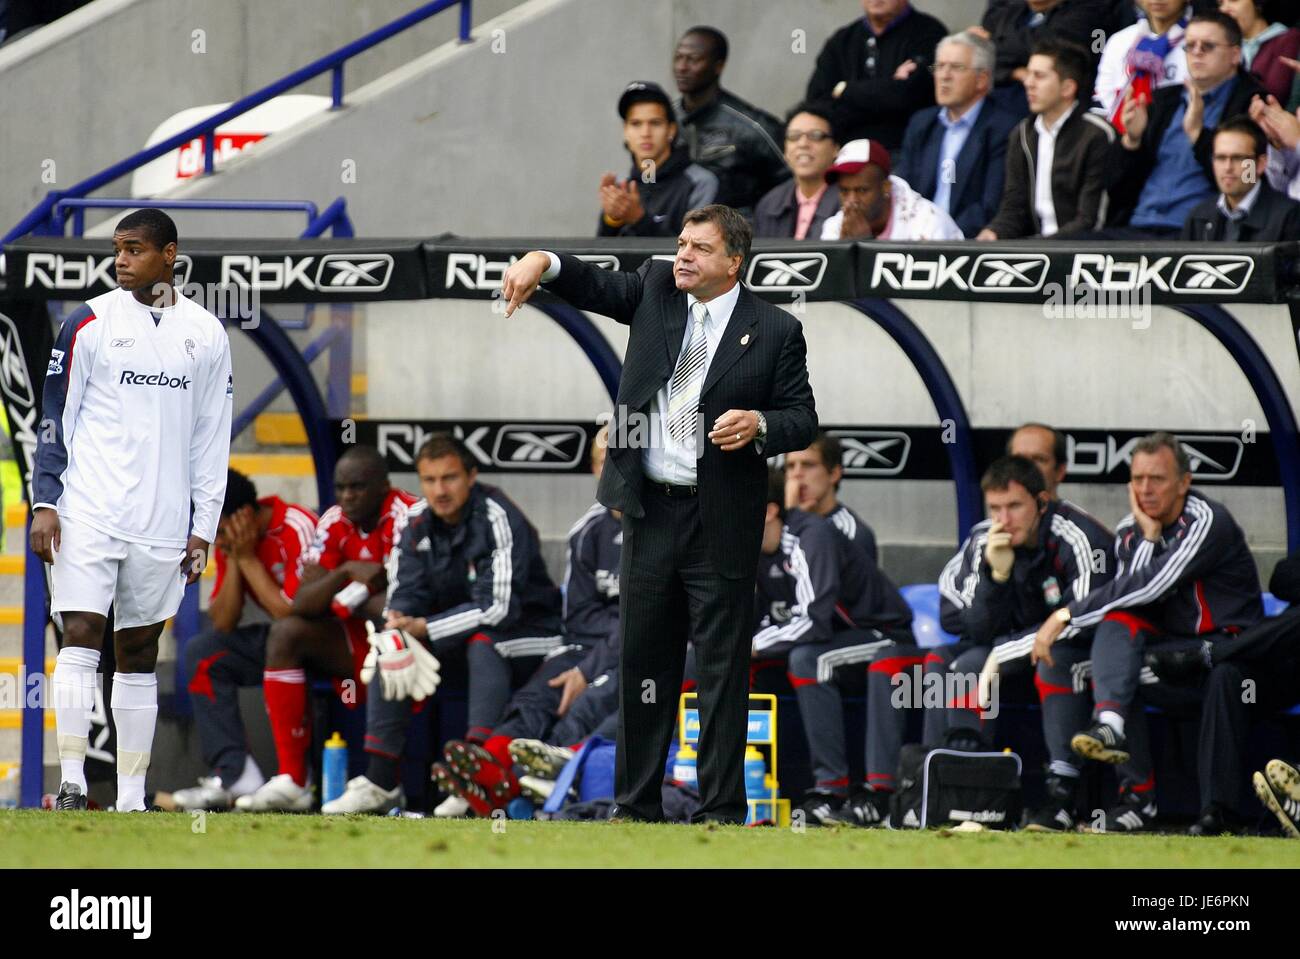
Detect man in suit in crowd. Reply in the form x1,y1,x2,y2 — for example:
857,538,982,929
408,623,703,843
894,30,1020,237
500,204,818,823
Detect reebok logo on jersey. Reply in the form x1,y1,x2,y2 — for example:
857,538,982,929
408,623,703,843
119,370,192,389
110,338,135,348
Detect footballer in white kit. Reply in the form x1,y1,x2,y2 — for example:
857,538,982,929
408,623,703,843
31,209,233,812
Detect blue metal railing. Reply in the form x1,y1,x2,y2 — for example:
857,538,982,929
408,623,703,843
54,197,324,238
4,0,472,245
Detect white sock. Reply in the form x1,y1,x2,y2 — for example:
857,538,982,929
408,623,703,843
52,646,101,793
228,754,265,797
1099,710,1125,737
112,672,158,812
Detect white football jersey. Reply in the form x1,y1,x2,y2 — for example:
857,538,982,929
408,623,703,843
33,286,233,547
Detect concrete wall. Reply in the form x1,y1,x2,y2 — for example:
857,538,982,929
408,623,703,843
127,0,987,238
0,0,526,235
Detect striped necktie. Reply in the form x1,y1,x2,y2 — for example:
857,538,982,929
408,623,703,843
667,301,709,445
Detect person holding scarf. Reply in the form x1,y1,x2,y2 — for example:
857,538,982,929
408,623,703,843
1095,0,1190,124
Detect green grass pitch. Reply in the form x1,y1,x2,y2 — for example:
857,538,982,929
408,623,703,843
3,810,1299,867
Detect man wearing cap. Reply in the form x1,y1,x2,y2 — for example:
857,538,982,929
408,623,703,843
820,138,964,240
598,81,719,238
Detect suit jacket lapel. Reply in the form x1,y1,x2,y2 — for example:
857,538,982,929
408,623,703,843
661,286,687,373
702,287,759,396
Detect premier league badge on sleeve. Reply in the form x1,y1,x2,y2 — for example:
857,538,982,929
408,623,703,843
47,349,65,375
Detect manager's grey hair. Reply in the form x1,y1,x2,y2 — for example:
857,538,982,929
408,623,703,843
936,30,996,74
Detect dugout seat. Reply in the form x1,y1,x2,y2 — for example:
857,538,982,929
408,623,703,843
899,584,959,648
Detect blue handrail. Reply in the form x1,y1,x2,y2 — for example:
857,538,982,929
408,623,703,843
53,197,322,237
4,0,472,245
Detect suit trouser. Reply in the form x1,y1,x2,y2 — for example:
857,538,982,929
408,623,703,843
617,489,754,823
1198,634,1300,815
783,628,909,794
184,624,269,784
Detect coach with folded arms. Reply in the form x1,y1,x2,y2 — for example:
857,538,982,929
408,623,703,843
501,205,817,823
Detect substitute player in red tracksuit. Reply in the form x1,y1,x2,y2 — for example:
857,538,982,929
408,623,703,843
173,469,316,811
1034,432,1263,832
235,446,416,811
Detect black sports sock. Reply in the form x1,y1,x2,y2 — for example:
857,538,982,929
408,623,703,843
366,755,399,792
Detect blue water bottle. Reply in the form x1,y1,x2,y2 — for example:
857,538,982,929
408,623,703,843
744,746,766,798
323,732,348,804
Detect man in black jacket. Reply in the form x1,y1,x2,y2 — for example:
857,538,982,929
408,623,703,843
894,30,1021,237
1181,114,1300,240
672,27,790,218
1106,12,1267,236
598,81,718,238
977,0,1110,115
806,0,948,152
979,39,1116,239
501,205,817,824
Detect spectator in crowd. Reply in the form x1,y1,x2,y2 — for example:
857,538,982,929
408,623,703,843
749,470,913,827
169,470,317,812
420,430,623,817
894,30,1020,237
313,434,563,815
1093,0,1191,124
974,0,1109,116
754,101,842,239
1106,12,1266,237
597,81,718,238
671,26,790,217
979,40,1116,239
785,433,879,565
1008,422,1069,500
918,455,1114,832
1181,114,1300,239
1035,432,1264,832
821,138,965,239
806,0,949,152
1218,0,1300,102
1250,89,1300,198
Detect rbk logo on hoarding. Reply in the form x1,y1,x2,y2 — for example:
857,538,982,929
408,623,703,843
829,429,912,476
24,253,192,290
492,425,586,469
314,254,394,290
745,253,828,292
1067,433,1244,481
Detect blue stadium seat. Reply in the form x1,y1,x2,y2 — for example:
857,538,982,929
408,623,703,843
1262,592,1290,617
899,583,959,648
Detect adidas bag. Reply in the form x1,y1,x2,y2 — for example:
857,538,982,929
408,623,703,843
890,745,1023,829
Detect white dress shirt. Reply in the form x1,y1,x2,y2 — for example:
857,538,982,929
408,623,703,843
1034,103,1075,237
540,252,740,485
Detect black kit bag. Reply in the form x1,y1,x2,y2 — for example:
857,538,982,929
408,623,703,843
891,730,1023,829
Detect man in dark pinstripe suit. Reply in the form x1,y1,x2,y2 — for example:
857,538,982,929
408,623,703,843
502,205,817,823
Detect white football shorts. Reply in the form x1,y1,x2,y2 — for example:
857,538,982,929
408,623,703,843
50,515,186,629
